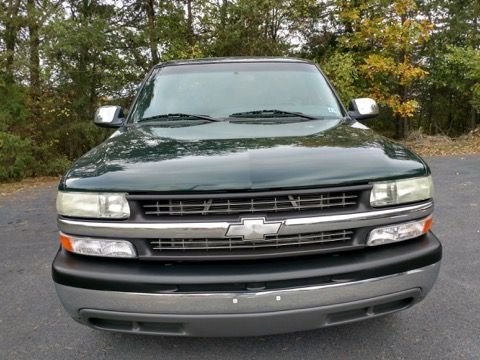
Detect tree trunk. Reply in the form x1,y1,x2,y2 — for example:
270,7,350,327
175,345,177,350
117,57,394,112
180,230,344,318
186,0,194,46
146,0,158,64
395,83,408,139
4,0,22,83
27,0,40,117
395,13,409,139
220,0,228,30
395,113,407,139
471,106,478,131
341,0,355,34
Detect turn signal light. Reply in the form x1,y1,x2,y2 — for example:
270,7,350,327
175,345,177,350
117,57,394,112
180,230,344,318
58,232,136,258
367,216,433,247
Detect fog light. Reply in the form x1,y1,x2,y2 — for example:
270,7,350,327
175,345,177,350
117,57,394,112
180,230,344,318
59,233,136,258
367,216,432,246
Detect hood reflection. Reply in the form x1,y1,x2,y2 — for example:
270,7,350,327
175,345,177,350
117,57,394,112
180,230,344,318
65,122,427,192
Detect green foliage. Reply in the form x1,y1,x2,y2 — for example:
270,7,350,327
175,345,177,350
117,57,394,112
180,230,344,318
0,77,29,131
0,130,72,181
321,52,358,105
31,143,71,177
52,122,111,161
447,47,480,111
201,0,291,56
0,132,34,181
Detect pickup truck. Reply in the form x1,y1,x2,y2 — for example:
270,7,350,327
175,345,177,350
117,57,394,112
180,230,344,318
52,57,442,337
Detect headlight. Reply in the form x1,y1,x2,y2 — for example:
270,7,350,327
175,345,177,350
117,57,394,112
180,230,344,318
370,176,433,207
367,216,433,246
59,233,136,258
56,191,130,219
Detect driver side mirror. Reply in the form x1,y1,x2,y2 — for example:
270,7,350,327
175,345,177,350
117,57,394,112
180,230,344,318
94,106,126,128
348,98,379,120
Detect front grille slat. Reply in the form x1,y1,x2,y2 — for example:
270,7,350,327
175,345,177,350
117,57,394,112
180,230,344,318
133,186,368,259
150,230,354,252
140,191,359,217
140,196,358,208
152,237,353,251
143,202,358,215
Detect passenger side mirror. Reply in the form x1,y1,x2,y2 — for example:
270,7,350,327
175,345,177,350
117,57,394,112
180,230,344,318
94,106,125,128
348,98,379,120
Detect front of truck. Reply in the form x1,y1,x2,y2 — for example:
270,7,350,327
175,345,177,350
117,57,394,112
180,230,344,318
52,58,441,336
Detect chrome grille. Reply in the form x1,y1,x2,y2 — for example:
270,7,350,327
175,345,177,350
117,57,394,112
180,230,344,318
139,191,359,217
150,230,354,252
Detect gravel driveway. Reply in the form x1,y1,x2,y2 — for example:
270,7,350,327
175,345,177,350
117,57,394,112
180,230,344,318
1,155,479,360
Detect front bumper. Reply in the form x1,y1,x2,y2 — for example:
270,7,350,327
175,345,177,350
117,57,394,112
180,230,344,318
56,263,439,337
53,232,442,337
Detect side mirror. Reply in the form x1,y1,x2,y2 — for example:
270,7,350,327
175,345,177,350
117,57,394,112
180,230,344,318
348,98,379,120
94,106,125,128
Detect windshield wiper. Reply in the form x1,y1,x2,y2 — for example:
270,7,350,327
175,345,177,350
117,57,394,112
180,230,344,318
138,113,223,123
229,109,318,120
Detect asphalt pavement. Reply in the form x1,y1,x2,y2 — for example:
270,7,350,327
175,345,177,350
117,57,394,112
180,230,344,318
1,155,479,360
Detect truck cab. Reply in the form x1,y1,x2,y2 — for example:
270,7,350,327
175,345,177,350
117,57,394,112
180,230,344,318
52,58,441,336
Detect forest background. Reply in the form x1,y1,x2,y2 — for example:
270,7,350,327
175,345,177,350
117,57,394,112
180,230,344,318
1,0,479,181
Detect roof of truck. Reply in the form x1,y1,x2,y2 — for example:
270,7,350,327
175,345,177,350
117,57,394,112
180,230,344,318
157,57,313,68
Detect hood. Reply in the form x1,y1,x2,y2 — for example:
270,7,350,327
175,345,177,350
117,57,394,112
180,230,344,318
62,120,429,192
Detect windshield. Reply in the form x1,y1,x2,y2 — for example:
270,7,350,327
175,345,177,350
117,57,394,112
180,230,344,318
130,62,344,122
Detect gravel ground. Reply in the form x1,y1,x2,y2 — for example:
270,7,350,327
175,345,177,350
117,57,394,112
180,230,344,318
0,155,479,360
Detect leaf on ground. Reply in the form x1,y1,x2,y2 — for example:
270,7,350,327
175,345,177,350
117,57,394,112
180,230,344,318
401,131,480,156
0,176,60,197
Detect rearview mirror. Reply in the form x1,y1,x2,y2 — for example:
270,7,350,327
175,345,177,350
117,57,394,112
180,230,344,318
94,106,125,128
348,98,379,120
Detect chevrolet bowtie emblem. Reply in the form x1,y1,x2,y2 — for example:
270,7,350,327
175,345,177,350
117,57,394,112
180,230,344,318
226,218,283,241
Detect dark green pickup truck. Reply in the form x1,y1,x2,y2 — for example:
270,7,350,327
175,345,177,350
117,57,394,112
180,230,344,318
52,57,441,336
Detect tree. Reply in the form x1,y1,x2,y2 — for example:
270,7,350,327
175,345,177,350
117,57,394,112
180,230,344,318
201,0,292,56
1,0,23,83
335,0,432,138
416,0,480,135
0,0,479,181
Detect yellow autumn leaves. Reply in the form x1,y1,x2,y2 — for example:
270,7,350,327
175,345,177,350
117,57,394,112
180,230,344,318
337,0,432,119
